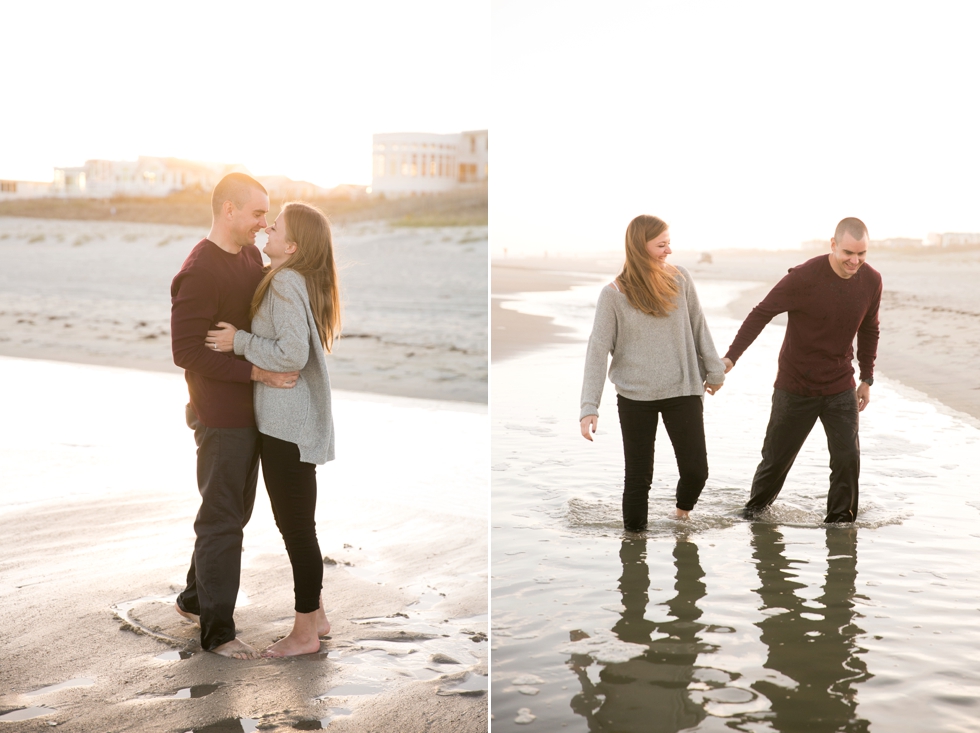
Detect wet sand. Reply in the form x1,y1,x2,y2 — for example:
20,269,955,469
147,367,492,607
0,357,487,731
490,270,980,731
0,216,487,404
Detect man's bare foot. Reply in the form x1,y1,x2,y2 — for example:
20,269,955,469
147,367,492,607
211,638,261,660
263,631,322,658
675,509,691,520
175,601,200,627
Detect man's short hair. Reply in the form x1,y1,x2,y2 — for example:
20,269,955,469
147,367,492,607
211,173,268,216
834,217,868,243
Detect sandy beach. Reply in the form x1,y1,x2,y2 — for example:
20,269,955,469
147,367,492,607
0,358,487,731
493,245,980,421
490,251,980,731
0,216,487,404
0,214,488,731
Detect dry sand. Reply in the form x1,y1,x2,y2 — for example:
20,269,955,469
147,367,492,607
0,216,487,404
492,246,980,421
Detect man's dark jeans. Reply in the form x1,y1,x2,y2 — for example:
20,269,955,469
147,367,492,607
176,405,260,650
617,394,709,530
746,388,860,523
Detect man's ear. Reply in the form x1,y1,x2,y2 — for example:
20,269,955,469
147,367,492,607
222,200,236,219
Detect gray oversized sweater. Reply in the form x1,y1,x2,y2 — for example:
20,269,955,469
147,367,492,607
580,266,726,420
233,268,335,464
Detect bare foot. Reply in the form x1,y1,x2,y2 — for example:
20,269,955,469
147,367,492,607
175,601,200,627
264,607,325,658
316,596,331,637
263,631,322,658
211,638,261,660
675,509,691,520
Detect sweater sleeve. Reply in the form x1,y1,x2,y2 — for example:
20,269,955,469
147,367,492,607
171,268,253,383
856,277,882,380
725,269,796,364
681,270,726,384
580,287,617,420
233,271,311,372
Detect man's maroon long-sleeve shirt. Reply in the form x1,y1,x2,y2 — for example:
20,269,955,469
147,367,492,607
725,254,882,397
171,239,265,428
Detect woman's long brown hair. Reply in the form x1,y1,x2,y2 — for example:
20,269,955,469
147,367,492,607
615,215,681,317
251,201,341,352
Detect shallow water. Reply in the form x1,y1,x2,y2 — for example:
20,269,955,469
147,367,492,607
491,275,980,732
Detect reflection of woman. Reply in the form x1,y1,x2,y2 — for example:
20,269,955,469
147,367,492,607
208,202,340,657
580,216,726,529
568,536,708,732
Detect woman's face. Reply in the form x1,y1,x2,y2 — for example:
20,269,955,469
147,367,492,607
264,212,297,267
645,228,672,266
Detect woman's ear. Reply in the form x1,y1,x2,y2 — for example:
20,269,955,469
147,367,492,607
286,242,298,255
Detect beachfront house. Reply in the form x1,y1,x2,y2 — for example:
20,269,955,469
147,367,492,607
371,129,488,197
924,232,980,247
51,157,246,198
0,179,53,200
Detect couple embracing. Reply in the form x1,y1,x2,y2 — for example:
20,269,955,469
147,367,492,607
580,215,881,530
170,173,340,659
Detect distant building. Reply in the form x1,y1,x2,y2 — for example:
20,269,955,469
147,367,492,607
925,232,980,247
51,157,247,198
371,129,487,197
0,179,53,200
871,238,923,249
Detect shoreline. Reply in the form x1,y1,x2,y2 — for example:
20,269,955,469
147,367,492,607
491,250,980,422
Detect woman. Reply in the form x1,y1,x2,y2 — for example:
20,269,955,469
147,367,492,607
580,215,725,530
207,201,340,657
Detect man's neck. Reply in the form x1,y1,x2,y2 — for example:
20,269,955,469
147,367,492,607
207,227,244,255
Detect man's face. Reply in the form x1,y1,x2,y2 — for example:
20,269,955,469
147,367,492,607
228,189,270,248
830,232,868,279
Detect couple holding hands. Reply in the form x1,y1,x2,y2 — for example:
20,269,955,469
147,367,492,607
580,214,881,530
170,173,340,659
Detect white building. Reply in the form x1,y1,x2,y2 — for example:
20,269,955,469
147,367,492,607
924,232,980,247
371,129,487,197
0,179,53,200
52,157,246,198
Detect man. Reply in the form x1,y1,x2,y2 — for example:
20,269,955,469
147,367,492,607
170,173,298,658
723,217,881,523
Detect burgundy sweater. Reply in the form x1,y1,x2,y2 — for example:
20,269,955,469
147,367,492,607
171,239,265,428
725,254,881,397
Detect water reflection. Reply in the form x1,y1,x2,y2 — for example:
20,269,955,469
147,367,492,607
750,523,872,732
565,527,874,732
568,536,710,732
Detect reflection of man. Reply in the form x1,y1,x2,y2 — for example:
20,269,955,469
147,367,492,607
170,173,298,658
723,218,881,522
749,523,870,730
568,537,707,732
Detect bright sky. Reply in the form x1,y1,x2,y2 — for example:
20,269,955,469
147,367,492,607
494,2,980,253
2,0,488,189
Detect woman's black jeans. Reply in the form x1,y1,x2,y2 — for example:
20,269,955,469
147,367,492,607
261,434,323,614
617,394,709,530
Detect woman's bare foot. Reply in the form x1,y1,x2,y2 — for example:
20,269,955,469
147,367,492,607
316,595,331,636
174,602,200,626
675,508,690,520
264,608,324,658
211,638,261,660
